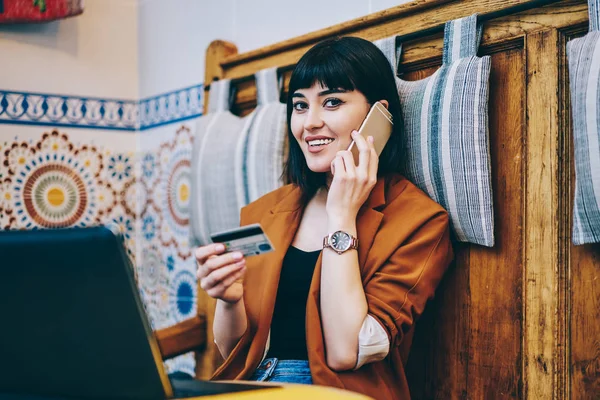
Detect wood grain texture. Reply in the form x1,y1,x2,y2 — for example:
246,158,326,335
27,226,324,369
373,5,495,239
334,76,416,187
524,29,560,399
204,40,238,112
467,47,525,399
155,316,206,359
570,244,600,399
558,28,576,400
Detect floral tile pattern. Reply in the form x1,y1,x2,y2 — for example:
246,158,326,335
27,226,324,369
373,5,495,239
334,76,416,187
1,131,116,229
154,125,193,260
139,123,197,376
1,121,200,377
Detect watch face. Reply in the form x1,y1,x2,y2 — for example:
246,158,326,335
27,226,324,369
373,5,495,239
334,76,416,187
331,231,351,251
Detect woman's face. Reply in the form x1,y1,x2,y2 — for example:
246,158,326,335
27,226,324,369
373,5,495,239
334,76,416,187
290,82,371,174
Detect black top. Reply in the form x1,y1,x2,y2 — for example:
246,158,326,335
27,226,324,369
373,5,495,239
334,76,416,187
266,246,321,360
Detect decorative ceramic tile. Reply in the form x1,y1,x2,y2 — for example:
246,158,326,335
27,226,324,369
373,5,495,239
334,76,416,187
169,267,197,321
0,127,138,270
0,84,203,132
153,125,193,260
139,85,203,130
0,130,120,229
137,122,199,375
165,352,196,377
0,90,137,131
139,242,172,329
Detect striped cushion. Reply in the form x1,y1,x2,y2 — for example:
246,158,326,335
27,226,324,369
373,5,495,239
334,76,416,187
190,71,287,247
190,79,245,246
234,68,287,210
376,14,495,247
567,0,600,245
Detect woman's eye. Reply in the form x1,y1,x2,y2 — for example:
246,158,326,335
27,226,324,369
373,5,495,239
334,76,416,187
293,102,308,112
324,98,343,108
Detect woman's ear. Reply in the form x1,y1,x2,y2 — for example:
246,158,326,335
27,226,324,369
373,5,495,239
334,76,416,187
379,100,389,109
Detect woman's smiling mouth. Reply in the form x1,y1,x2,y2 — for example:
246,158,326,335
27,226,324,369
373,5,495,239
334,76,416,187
306,136,335,153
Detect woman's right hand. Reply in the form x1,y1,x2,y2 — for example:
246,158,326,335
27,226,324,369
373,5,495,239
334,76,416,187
195,243,246,304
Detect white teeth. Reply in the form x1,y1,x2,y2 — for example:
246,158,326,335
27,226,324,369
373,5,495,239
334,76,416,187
308,138,334,147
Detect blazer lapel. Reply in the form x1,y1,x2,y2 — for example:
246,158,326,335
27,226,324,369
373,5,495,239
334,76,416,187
356,179,386,271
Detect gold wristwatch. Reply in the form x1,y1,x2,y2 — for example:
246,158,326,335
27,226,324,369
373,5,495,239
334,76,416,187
323,230,359,255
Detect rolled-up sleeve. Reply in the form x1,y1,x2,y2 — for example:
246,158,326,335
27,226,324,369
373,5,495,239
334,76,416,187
355,314,390,369
363,211,453,355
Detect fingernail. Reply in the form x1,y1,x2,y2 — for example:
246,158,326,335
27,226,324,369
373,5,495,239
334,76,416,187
215,243,225,252
351,130,358,136
368,136,374,143
232,252,243,260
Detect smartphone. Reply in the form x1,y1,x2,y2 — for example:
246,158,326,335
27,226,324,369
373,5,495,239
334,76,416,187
210,223,275,258
347,101,393,165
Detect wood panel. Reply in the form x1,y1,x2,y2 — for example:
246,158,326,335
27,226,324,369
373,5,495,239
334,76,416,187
524,29,562,399
468,46,525,399
570,244,600,399
155,316,206,359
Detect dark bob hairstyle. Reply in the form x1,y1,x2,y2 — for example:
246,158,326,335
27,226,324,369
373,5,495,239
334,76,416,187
283,36,404,200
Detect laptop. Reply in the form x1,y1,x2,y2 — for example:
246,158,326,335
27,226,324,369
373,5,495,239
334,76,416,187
0,226,274,400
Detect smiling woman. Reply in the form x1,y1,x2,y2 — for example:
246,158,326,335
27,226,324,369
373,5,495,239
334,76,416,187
284,37,404,201
290,85,371,172
194,36,454,400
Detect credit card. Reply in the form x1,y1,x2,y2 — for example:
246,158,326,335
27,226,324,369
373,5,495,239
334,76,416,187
209,223,275,258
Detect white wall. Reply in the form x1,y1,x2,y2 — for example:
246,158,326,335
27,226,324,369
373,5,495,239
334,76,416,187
138,0,235,99
232,0,370,55
0,0,139,99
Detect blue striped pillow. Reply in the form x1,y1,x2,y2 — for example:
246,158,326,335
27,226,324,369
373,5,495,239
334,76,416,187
376,14,495,247
567,0,600,245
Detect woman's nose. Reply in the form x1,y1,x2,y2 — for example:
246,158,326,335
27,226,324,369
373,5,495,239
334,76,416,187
303,108,324,131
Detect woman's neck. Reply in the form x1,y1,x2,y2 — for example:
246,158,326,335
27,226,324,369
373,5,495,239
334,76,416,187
312,185,328,206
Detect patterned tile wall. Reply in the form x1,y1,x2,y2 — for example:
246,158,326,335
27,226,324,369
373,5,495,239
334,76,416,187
0,130,137,258
0,86,203,377
138,124,197,375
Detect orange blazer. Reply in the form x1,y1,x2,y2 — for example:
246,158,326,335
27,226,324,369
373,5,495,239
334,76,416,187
211,174,454,400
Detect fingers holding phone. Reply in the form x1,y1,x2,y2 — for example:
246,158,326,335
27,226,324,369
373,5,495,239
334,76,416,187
350,130,379,180
195,243,246,304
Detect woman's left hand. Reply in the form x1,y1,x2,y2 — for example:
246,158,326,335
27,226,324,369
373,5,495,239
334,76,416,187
326,130,378,222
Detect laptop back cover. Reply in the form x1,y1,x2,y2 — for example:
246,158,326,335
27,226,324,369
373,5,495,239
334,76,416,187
0,226,171,400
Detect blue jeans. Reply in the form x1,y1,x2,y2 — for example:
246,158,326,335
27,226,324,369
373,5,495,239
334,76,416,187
249,358,313,384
